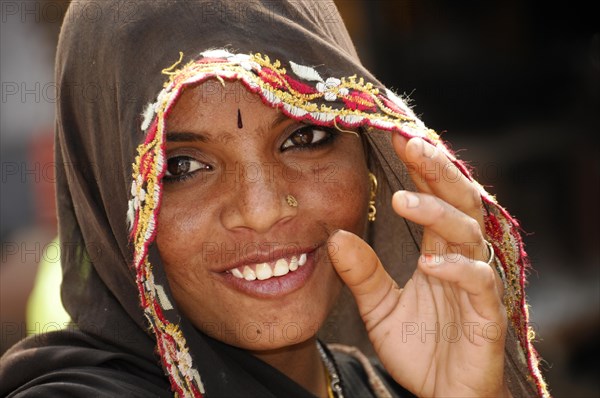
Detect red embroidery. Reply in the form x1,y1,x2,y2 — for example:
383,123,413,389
380,95,407,116
283,74,317,95
342,90,377,111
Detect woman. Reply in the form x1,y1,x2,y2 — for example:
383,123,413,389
0,1,549,397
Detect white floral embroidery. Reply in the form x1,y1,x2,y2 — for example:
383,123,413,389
154,89,169,113
140,88,170,133
246,80,260,90
144,214,155,241
200,49,235,59
370,119,396,130
200,49,261,72
127,175,147,231
141,103,155,131
155,151,165,182
289,61,323,82
138,187,146,202
283,103,308,117
262,88,281,105
154,284,174,310
289,61,350,101
192,370,206,394
316,77,349,101
340,114,364,125
130,178,138,197
127,199,135,231
309,111,335,122
227,53,261,71
385,88,412,115
177,349,193,368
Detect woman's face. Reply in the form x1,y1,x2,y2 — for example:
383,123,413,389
156,80,369,351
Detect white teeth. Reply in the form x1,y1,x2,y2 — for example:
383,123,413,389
243,266,256,281
273,258,290,276
229,253,308,282
298,253,307,266
289,256,299,271
231,268,243,279
255,263,273,280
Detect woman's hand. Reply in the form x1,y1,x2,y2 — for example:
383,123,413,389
327,134,510,397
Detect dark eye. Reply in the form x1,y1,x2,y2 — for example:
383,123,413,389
281,125,335,151
164,156,211,181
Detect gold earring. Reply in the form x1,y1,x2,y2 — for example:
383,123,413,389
286,194,298,208
368,172,377,222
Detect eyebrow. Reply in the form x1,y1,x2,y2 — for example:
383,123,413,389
269,112,291,129
165,112,292,143
165,131,211,143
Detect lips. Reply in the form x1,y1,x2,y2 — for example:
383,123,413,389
218,247,320,298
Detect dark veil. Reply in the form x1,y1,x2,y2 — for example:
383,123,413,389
0,1,547,397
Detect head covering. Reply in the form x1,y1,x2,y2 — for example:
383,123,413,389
0,1,548,397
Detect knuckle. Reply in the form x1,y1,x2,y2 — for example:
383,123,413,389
481,266,497,290
432,197,447,219
472,189,483,208
465,217,481,239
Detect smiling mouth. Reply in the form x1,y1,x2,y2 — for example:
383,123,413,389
225,253,308,281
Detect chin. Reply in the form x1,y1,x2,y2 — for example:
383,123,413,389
167,230,349,352
192,269,343,351
197,303,333,351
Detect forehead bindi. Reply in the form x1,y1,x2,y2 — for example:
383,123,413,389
166,82,294,143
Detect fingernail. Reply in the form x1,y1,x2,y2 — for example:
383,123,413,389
420,253,442,265
421,139,436,159
403,191,420,208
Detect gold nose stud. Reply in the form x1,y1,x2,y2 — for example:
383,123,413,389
286,194,298,208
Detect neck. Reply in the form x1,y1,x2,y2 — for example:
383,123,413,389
250,337,328,397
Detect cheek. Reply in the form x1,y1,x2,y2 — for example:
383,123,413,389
302,162,369,234
154,200,226,329
155,190,215,278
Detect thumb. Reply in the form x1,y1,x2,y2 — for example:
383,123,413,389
327,230,400,331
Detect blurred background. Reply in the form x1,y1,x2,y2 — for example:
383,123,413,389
1,1,598,396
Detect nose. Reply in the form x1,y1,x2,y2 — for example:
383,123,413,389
220,164,296,234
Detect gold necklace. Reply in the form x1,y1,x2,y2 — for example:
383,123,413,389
324,366,335,398
317,341,343,398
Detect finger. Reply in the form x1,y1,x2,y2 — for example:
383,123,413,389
421,223,503,298
392,134,483,226
411,207,501,297
391,133,433,194
327,230,401,332
421,228,445,257
418,253,504,320
392,190,489,261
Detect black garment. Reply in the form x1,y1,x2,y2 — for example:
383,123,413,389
1,330,171,397
2,330,414,398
